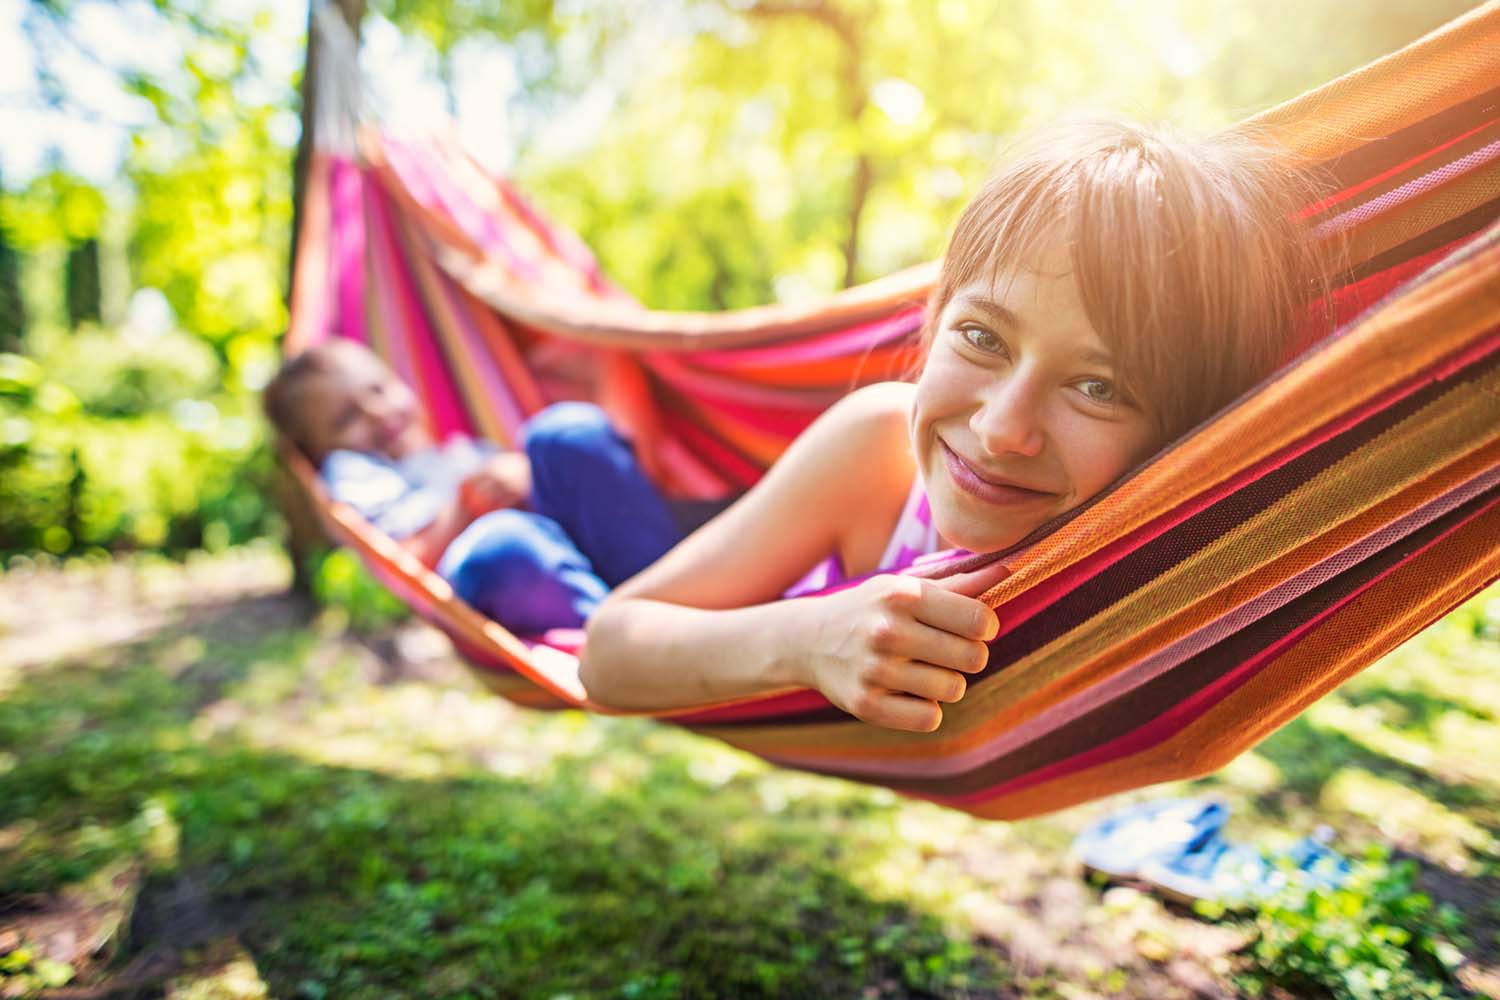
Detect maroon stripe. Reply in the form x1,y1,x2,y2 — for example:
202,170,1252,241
699,341,1500,731
1347,197,1500,283
1317,86,1500,190
977,348,1500,676
865,484,1500,798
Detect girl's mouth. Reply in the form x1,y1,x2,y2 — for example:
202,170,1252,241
940,441,1055,506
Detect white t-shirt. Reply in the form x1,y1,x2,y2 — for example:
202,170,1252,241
320,436,498,538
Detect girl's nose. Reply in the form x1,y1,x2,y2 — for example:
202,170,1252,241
970,373,1046,458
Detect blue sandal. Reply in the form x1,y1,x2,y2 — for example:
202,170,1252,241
1071,797,1229,879
1138,827,1350,905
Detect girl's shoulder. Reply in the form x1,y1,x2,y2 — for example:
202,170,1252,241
816,381,916,446
605,381,916,609
809,383,919,575
791,381,915,489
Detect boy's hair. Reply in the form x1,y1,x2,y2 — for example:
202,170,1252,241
923,120,1340,443
261,339,370,459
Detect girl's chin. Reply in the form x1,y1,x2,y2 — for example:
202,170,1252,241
930,509,1035,555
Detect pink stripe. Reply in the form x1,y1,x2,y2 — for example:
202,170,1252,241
813,459,1500,780
330,159,368,344
690,392,820,438
654,435,735,498
645,351,828,409
1315,139,1500,237
688,307,925,369
364,182,472,438
435,262,527,440
661,409,764,486
360,178,420,382
993,327,1500,641
405,142,512,263
495,178,618,296
396,138,544,285
950,490,1500,807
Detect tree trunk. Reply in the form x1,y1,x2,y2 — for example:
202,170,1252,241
282,0,365,597
746,2,870,287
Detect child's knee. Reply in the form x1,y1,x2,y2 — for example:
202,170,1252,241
438,510,553,594
521,402,617,466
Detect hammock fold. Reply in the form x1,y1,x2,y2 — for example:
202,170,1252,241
284,2,1500,819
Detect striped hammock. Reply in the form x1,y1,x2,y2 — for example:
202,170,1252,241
284,3,1500,820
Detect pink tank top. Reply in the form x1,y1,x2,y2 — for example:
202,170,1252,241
783,476,949,598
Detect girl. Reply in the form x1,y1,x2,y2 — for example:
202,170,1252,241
579,120,1332,731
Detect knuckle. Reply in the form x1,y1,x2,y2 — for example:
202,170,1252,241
866,615,900,653
876,575,922,610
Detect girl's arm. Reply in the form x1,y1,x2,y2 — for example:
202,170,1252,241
579,383,1006,732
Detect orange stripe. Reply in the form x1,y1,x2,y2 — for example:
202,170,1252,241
973,500,1500,820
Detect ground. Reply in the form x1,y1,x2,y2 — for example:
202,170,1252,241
0,547,1497,999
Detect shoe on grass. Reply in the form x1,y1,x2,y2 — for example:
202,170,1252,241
1137,827,1350,906
1071,796,1229,880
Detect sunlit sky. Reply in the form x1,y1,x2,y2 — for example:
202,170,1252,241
0,0,534,186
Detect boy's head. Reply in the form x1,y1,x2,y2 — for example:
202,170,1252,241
923,120,1338,444
262,340,431,463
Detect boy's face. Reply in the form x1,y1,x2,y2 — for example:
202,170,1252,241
299,347,431,461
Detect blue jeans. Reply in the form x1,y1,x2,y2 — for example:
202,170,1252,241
436,402,683,634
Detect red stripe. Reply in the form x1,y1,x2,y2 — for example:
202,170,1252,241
1302,118,1500,219
958,491,1500,807
661,408,765,487
990,323,1500,641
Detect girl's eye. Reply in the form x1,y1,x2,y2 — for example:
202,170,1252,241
1078,378,1119,405
959,324,1006,356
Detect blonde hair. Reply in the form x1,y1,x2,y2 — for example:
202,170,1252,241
923,120,1338,443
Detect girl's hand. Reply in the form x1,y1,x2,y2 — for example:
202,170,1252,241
797,559,1010,733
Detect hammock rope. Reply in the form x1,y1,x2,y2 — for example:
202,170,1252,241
283,1,1500,819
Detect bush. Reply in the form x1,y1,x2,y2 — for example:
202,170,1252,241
45,326,221,418
0,347,278,556
1231,847,1468,1000
309,548,410,633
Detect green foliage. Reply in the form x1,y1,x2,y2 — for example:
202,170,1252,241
0,209,23,352
63,238,100,327
1,0,1487,567
124,11,294,352
46,327,222,418
0,575,1006,998
0,344,276,556
1230,849,1469,1000
309,548,411,632
3,561,1497,997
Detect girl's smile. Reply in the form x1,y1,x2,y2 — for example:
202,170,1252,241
911,240,1161,554
939,440,1057,505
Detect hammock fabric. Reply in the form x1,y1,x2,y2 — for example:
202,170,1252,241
284,3,1500,820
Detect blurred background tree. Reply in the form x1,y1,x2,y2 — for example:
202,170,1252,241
0,0,1483,560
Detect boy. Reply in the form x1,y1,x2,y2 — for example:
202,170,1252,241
263,340,684,634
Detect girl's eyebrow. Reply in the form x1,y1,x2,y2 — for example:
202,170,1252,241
958,293,1116,366
956,295,1021,329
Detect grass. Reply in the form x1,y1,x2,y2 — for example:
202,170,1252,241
0,548,1497,998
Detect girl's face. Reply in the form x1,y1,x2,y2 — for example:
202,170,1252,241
910,242,1160,554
